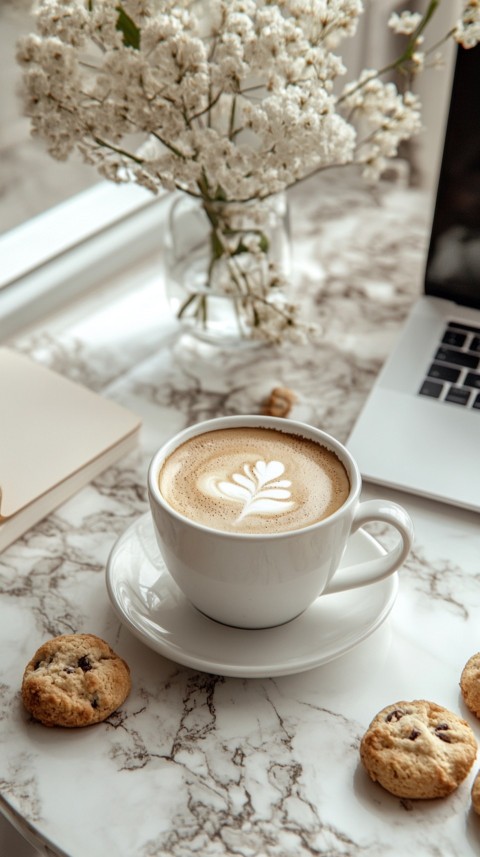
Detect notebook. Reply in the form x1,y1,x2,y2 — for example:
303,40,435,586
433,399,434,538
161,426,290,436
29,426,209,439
347,43,480,513
0,348,141,551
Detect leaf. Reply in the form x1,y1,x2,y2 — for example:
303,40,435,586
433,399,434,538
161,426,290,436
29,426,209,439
258,233,269,253
115,5,141,50
214,185,228,202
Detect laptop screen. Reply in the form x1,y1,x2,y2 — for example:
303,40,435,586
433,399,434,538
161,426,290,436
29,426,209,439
425,43,480,310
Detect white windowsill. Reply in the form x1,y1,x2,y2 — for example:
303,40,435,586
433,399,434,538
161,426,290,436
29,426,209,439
0,182,171,342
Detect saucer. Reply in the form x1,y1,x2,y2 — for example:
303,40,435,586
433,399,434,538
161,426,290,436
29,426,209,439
105,513,398,678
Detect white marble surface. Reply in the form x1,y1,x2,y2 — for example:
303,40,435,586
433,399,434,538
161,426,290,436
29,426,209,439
1,171,480,857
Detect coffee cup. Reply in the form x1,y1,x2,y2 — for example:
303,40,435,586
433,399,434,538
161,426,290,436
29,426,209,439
147,416,414,629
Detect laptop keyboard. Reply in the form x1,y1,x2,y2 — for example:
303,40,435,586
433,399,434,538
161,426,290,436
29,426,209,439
419,321,480,410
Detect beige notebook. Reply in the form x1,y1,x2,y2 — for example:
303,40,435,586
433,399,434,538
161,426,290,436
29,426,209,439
0,348,141,552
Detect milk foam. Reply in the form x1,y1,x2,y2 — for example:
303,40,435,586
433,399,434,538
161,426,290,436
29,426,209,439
158,427,350,535
208,459,295,522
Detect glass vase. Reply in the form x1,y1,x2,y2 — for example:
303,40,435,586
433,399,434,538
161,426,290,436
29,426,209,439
163,192,291,347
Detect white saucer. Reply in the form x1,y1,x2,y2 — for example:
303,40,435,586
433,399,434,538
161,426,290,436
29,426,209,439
105,513,398,678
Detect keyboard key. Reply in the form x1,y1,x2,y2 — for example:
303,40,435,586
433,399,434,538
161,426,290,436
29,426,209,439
419,379,443,398
447,321,480,335
442,330,467,348
445,387,471,406
473,393,480,410
471,336,480,354
427,363,461,383
464,372,480,390
435,346,479,369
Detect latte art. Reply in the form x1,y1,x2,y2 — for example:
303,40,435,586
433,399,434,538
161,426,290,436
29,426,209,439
215,459,294,522
158,427,350,534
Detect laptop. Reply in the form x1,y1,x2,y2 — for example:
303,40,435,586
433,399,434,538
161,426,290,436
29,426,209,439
347,42,480,513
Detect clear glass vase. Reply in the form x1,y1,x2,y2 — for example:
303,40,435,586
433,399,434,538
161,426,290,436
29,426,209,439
163,192,291,347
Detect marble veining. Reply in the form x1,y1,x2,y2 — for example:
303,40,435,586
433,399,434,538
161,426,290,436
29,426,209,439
1,171,480,856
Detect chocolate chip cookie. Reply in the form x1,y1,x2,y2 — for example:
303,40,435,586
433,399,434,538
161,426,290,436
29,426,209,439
460,653,480,718
22,633,131,727
360,699,477,799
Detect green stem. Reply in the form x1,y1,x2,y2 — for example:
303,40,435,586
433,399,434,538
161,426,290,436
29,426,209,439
200,294,208,326
228,95,237,139
92,136,203,199
177,292,208,330
150,131,187,160
423,27,457,59
188,88,224,124
93,136,144,165
177,292,200,319
338,0,441,104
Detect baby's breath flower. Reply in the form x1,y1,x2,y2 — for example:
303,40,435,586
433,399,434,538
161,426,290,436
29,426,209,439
20,0,462,200
17,0,477,343
411,51,425,72
455,0,480,48
388,11,423,36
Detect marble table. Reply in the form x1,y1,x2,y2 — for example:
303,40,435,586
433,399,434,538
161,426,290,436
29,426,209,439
1,171,480,857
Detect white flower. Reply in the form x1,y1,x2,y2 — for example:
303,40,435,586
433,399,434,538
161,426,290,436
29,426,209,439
455,0,480,48
19,0,467,199
342,73,421,179
16,0,477,343
388,11,422,36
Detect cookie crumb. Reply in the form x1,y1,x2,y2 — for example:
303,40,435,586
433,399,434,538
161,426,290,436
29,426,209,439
262,386,297,418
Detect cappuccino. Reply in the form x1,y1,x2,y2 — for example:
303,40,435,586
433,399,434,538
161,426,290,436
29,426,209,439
158,427,350,534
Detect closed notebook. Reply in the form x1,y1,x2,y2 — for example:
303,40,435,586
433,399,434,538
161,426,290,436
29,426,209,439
0,348,141,551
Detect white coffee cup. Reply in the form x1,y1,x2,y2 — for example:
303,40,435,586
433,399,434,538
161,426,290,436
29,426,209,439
148,416,414,629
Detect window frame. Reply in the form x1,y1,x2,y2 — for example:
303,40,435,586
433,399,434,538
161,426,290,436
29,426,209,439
0,181,170,342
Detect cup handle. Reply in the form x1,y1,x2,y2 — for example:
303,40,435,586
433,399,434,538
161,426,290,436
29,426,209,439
322,500,414,595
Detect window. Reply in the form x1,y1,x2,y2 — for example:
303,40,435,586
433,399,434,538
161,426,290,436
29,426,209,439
0,2,167,339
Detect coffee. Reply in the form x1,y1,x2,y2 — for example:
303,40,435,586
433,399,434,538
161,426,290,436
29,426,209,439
158,427,350,534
